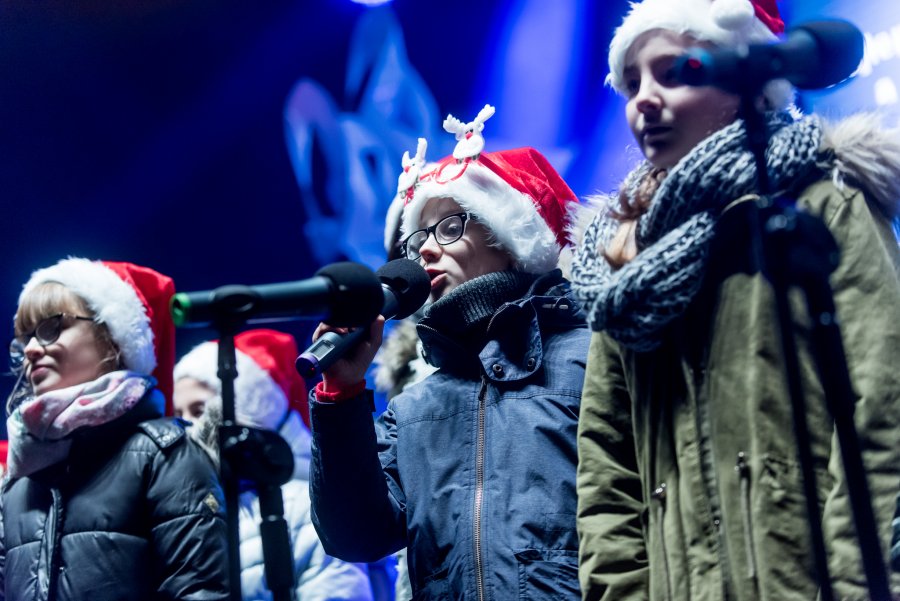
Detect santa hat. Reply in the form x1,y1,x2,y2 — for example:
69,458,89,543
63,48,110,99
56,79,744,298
607,0,793,110
19,258,176,411
397,106,578,274
173,329,309,429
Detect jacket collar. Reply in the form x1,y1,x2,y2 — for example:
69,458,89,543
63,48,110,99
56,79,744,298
417,270,584,378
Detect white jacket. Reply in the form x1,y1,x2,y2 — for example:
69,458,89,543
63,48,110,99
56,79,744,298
192,409,374,601
238,478,373,601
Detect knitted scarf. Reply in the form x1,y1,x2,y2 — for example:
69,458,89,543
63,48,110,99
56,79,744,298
418,270,539,353
571,112,824,351
6,371,160,479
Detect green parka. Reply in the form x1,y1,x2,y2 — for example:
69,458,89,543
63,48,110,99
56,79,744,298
575,115,900,601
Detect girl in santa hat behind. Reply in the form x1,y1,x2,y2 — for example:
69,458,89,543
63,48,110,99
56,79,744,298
174,329,376,601
1,258,230,600
570,0,900,599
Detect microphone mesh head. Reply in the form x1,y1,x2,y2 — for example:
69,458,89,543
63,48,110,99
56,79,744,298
315,262,383,327
792,20,864,89
375,259,431,320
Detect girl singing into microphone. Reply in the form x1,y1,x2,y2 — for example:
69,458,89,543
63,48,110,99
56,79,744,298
307,105,590,599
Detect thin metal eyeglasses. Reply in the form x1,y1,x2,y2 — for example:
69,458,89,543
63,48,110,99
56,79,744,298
8,313,93,372
401,212,470,261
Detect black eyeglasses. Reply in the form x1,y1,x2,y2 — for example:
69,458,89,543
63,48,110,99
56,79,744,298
9,313,93,371
401,212,470,261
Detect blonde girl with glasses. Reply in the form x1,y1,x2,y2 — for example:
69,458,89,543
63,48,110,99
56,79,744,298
1,258,230,601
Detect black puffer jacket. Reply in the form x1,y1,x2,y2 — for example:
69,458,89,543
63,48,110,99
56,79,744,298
0,394,230,600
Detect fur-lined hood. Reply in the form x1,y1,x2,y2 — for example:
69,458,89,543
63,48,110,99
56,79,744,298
567,113,900,248
373,319,437,399
821,113,900,218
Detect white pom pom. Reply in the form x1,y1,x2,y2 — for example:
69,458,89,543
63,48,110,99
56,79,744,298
711,0,755,31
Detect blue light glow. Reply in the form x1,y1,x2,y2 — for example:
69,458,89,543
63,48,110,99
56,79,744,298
792,0,900,118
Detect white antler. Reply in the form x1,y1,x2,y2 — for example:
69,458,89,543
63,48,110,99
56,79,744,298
443,114,467,139
414,137,427,164
401,138,427,169
397,137,428,198
473,104,495,130
446,103,497,160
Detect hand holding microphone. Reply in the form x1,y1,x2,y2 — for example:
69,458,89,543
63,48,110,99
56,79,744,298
297,258,431,384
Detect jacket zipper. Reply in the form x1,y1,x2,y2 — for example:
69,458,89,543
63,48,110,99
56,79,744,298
651,483,673,601
736,452,759,583
46,487,65,601
685,345,732,597
474,376,488,601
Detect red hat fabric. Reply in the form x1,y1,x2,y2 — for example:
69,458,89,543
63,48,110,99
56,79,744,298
174,329,309,428
477,149,575,251
19,258,176,413
101,261,176,413
398,105,578,274
234,329,308,426
751,0,785,34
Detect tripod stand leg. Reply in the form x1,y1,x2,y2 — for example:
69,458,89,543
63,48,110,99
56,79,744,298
763,204,891,600
801,274,891,600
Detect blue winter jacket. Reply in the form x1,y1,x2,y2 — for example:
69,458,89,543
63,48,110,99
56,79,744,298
310,271,589,600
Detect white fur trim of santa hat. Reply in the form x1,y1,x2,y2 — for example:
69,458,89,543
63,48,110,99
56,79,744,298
399,161,562,274
19,257,156,375
384,193,406,256
607,0,793,110
173,342,288,431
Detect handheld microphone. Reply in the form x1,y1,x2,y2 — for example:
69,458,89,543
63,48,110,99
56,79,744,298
675,20,864,93
170,261,383,328
295,258,431,380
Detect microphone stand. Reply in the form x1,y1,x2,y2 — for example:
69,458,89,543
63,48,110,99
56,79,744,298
734,91,890,599
215,315,297,601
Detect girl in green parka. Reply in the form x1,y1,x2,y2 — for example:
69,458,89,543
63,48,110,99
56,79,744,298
570,0,900,599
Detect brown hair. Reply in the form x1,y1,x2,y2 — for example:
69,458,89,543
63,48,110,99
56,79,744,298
15,282,121,370
603,166,668,269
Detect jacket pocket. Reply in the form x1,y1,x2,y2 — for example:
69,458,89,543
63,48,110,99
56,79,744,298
514,549,580,600
412,566,452,600
755,453,834,596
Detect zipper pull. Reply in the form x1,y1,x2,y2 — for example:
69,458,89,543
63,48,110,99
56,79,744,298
651,482,667,505
735,451,759,583
735,452,749,478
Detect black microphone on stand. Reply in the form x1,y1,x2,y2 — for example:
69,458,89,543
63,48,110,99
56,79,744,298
170,261,383,328
296,259,431,379
675,19,864,92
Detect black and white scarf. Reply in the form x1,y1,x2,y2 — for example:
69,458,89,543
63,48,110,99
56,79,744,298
571,112,825,351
